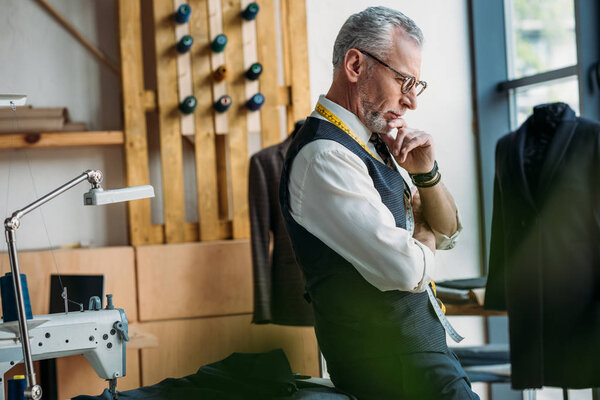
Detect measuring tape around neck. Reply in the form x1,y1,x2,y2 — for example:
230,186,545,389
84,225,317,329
314,103,379,161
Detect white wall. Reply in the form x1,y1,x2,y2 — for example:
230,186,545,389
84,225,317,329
0,0,124,251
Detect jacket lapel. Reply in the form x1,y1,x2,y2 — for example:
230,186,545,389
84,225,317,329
535,108,577,199
510,120,537,209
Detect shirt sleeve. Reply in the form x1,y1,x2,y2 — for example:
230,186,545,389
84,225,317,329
288,141,435,293
433,210,463,250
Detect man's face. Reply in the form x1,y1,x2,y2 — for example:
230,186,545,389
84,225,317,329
357,31,422,134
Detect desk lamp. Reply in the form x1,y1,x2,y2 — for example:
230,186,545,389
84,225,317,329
2,94,155,400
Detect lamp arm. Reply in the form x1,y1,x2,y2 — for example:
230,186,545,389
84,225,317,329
3,169,103,400
5,170,103,231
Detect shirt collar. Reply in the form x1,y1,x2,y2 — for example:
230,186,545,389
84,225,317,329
313,95,373,145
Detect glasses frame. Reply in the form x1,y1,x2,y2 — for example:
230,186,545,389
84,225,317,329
357,49,427,96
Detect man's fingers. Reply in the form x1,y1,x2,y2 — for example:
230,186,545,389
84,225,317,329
399,136,428,162
387,117,407,130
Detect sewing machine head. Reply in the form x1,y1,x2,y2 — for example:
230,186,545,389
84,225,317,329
0,296,128,400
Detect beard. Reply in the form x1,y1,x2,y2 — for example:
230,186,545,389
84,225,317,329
358,79,390,134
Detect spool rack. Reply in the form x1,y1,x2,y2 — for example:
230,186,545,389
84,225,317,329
118,0,310,245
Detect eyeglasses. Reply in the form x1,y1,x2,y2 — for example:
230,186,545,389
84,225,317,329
358,49,427,96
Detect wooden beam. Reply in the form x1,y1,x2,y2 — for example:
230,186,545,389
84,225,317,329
153,0,187,243
189,0,221,240
283,0,311,128
35,0,121,75
256,0,282,147
208,0,229,135
223,0,250,238
144,90,157,111
173,0,196,137
241,0,261,139
0,131,123,149
277,85,291,106
118,0,156,246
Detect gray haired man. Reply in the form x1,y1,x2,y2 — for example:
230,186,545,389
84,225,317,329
280,6,479,399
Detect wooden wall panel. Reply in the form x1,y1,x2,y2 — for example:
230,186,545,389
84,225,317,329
56,350,140,399
139,314,319,386
118,0,156,245
223,0,251,239
283,0,311,127
0,247,138,322
189,0,221,241
256,0,282,147
136,240,252,321
152,0,186,243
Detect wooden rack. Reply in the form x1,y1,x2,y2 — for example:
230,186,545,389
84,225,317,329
0,131,123,149
118,0,310,245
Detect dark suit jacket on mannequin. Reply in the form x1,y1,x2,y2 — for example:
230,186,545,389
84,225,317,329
249,122,314,326
485,103,600,389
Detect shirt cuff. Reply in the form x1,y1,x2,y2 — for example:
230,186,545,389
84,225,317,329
412,238,435,292
433,209,463,250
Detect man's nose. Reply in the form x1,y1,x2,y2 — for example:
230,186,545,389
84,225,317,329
402,91,417,110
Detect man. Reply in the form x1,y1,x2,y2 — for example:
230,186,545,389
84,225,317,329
279,7,478,399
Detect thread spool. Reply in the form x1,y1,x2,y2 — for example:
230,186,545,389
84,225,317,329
246,93,265,111
245,63,263,80
174,4,192,24
214,95,232,113
211,34,227,53
241,2,260,20
213,65,229,82
7,375,26,400
176,35,194,54
179,96,197,114
0,273,33,322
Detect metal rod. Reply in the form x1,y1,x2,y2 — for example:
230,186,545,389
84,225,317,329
11,173,90,221
497,65,578,92
5,229,41,399
3,170,101,399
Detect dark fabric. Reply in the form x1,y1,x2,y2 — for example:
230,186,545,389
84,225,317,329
436,277,487,290
249,124,314,326
485,103,600,389
323,348,478,400
451,344,510,367
279,117,467,398
73,350,353,400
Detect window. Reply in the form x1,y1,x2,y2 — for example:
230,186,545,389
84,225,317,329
470,0,600,264
470,1,600,398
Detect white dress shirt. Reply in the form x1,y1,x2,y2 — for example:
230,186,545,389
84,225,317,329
287,95,462,293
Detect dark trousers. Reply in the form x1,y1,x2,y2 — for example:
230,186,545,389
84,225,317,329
327,349,480,400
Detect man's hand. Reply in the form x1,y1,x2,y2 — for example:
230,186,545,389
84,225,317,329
380,118,435,174
411,190,436,253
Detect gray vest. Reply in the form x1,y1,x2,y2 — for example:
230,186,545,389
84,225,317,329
279,117,446,355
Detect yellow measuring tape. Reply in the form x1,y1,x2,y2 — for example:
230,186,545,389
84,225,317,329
314,103,379,161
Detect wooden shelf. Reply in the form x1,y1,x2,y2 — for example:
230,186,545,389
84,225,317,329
0,131,124,149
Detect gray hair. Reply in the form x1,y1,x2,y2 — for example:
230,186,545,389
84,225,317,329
332,7,423,71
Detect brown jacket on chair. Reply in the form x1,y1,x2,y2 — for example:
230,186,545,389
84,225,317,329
249,125,314,326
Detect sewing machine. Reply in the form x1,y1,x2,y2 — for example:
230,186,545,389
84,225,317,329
0,295,129,400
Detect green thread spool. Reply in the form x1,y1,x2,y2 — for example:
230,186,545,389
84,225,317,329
214,95,232,113
241,2,260,20
176,35,194,53
211,34,227,53
245,62,263,80
174,4,191,24
179,96,197,114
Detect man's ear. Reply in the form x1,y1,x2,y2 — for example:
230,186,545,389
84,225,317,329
343,49,365,83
